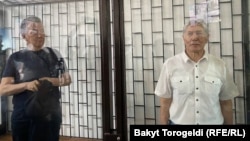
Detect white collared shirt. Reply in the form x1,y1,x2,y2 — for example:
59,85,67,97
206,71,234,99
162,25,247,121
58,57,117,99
155,51,239,124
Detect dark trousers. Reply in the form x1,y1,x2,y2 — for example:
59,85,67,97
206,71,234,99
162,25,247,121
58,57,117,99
11,117,61,141
169,120,177,125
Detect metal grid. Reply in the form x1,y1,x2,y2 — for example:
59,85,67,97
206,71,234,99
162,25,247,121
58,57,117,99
124,0,245,128
3,0,102,139
0,0,72,5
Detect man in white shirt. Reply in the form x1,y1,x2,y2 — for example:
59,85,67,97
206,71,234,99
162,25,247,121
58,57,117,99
155,19,239,125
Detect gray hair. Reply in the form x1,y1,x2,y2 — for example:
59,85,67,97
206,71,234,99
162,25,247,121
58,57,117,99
20,16,42,37
183,19,209,35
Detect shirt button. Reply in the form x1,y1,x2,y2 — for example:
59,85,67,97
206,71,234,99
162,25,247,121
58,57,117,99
196,111,199,114
196,88,199,90
196,76,199,78
196,99,199,101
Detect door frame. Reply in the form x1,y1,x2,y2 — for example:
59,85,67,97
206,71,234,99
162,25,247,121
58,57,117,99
100,0,127,140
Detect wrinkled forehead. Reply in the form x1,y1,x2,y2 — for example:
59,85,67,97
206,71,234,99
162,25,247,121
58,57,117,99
186,24,205,31
26,21,44,29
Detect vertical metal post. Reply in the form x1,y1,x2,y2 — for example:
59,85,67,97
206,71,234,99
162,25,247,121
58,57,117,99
100,0,128,140
113,0,127,140
242,0,250,124
99,0,115,140
0,48,7,135
0,4,7,135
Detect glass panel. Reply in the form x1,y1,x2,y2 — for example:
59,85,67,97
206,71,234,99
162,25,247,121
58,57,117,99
1,0,102,139
124,0,245,133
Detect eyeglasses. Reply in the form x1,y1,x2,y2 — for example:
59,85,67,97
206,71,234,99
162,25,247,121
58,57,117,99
28,29,45,36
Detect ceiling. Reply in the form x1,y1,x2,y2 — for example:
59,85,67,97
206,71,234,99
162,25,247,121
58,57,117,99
0,0,71,5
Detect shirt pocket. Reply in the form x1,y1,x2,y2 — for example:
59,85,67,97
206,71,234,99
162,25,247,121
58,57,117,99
171,76,191,94
204,76,222,95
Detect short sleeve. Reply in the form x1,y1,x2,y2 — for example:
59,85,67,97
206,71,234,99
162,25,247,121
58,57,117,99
219,65,239,100
154,61,172,98
2,54,16,77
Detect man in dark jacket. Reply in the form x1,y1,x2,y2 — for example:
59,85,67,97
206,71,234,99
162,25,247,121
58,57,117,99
0,16,71,141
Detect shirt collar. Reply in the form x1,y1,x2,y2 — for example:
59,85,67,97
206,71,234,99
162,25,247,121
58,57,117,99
181,51,208,63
